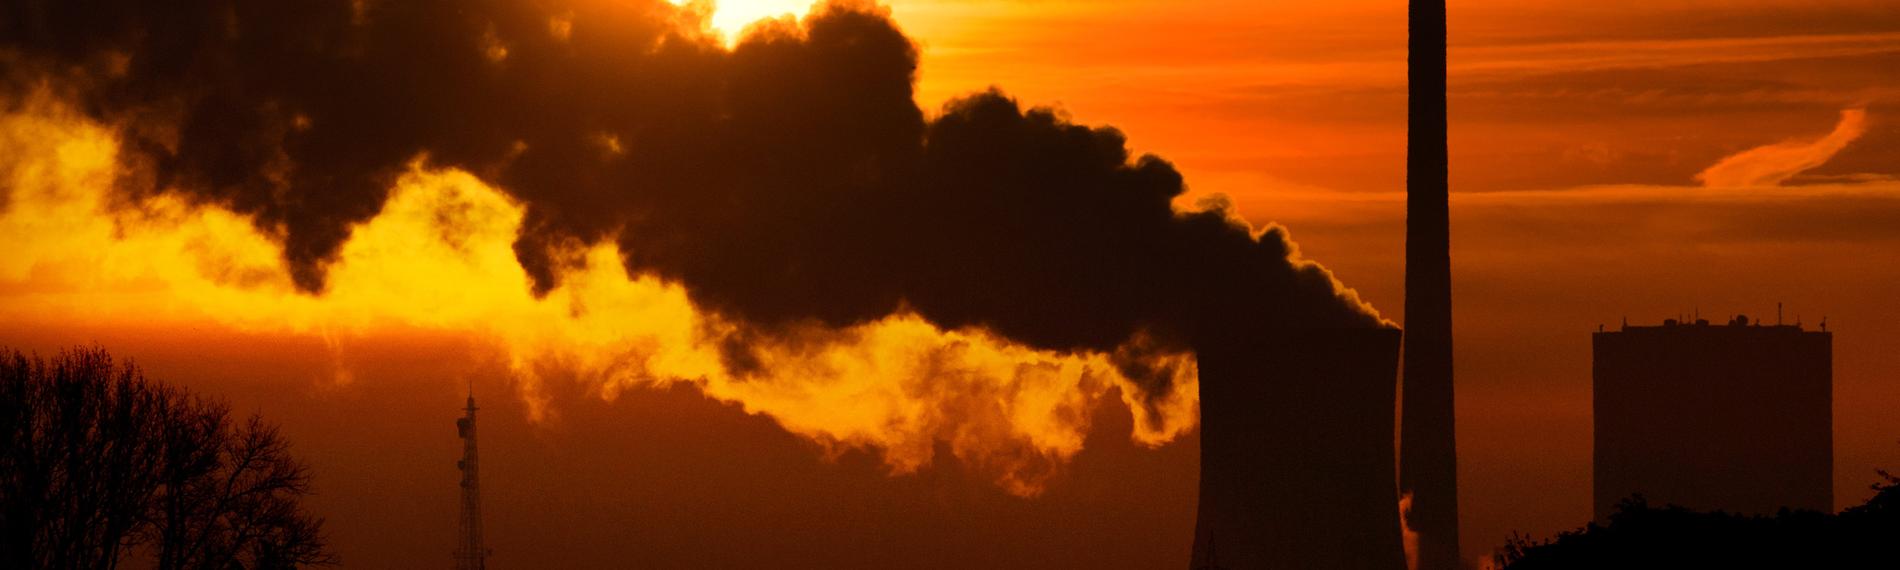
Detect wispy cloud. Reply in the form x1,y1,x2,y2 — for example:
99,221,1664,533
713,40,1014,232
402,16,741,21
1696,108,1869,187
1453,33,1900,79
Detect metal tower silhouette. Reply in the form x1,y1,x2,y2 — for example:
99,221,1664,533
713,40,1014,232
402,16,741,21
455,388,490,570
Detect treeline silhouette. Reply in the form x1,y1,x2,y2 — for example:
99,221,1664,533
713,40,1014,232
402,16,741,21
0,347,336,569
1495,470,1900,568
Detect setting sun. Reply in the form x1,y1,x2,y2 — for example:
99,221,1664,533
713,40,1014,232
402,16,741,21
4,0,1899,567
677,0,815,42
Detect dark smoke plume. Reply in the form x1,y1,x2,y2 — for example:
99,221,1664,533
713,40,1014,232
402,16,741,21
0,0,1381,365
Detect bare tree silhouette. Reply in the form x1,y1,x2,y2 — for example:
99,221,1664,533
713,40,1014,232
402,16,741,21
0,347,336,569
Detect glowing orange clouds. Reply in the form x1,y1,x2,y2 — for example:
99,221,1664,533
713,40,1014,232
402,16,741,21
0,90,1197,496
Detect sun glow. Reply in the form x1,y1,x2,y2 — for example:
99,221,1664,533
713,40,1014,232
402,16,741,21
677,0,817,43
0,90,1199,497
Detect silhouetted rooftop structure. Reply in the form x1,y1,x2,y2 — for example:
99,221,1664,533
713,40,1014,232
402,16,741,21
1592,314,1832,522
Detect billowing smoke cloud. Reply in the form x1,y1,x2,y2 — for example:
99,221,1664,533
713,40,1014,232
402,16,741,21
0,0,1379,385
1696,108,1869,188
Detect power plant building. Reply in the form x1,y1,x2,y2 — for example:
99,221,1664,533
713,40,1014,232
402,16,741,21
1592,316,1832,522
1190,327,1406,569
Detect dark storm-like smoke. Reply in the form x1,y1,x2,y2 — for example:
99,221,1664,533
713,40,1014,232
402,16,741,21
0,0,1381,370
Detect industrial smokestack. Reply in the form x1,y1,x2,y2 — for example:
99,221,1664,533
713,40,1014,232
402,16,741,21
1399,0,1461,568
1189,327,1406,569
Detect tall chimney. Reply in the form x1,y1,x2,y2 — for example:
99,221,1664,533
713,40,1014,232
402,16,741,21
1400,0,1461,568
1188,327,1406,569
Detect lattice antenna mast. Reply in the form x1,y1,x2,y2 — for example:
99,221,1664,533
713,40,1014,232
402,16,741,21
455,384,490,570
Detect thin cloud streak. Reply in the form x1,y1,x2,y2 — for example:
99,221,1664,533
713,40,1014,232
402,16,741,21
1698,108,1870,187
1452,32,1900,78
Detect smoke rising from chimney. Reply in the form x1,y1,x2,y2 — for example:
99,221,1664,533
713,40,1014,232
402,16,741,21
0,96,1200,494
1,0,1383,361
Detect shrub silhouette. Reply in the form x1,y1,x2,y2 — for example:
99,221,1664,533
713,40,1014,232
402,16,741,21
1496,470,1900,569
0,347,336,569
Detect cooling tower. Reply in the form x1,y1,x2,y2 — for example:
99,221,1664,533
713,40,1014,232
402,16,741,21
1188,327,1406,570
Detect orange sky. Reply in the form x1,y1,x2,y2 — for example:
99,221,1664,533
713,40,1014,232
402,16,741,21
900,0,1900,558
3,0,1899,567
735,0,1900,558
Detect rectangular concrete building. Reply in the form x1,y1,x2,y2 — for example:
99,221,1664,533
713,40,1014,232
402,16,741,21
1592,317,1831,521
